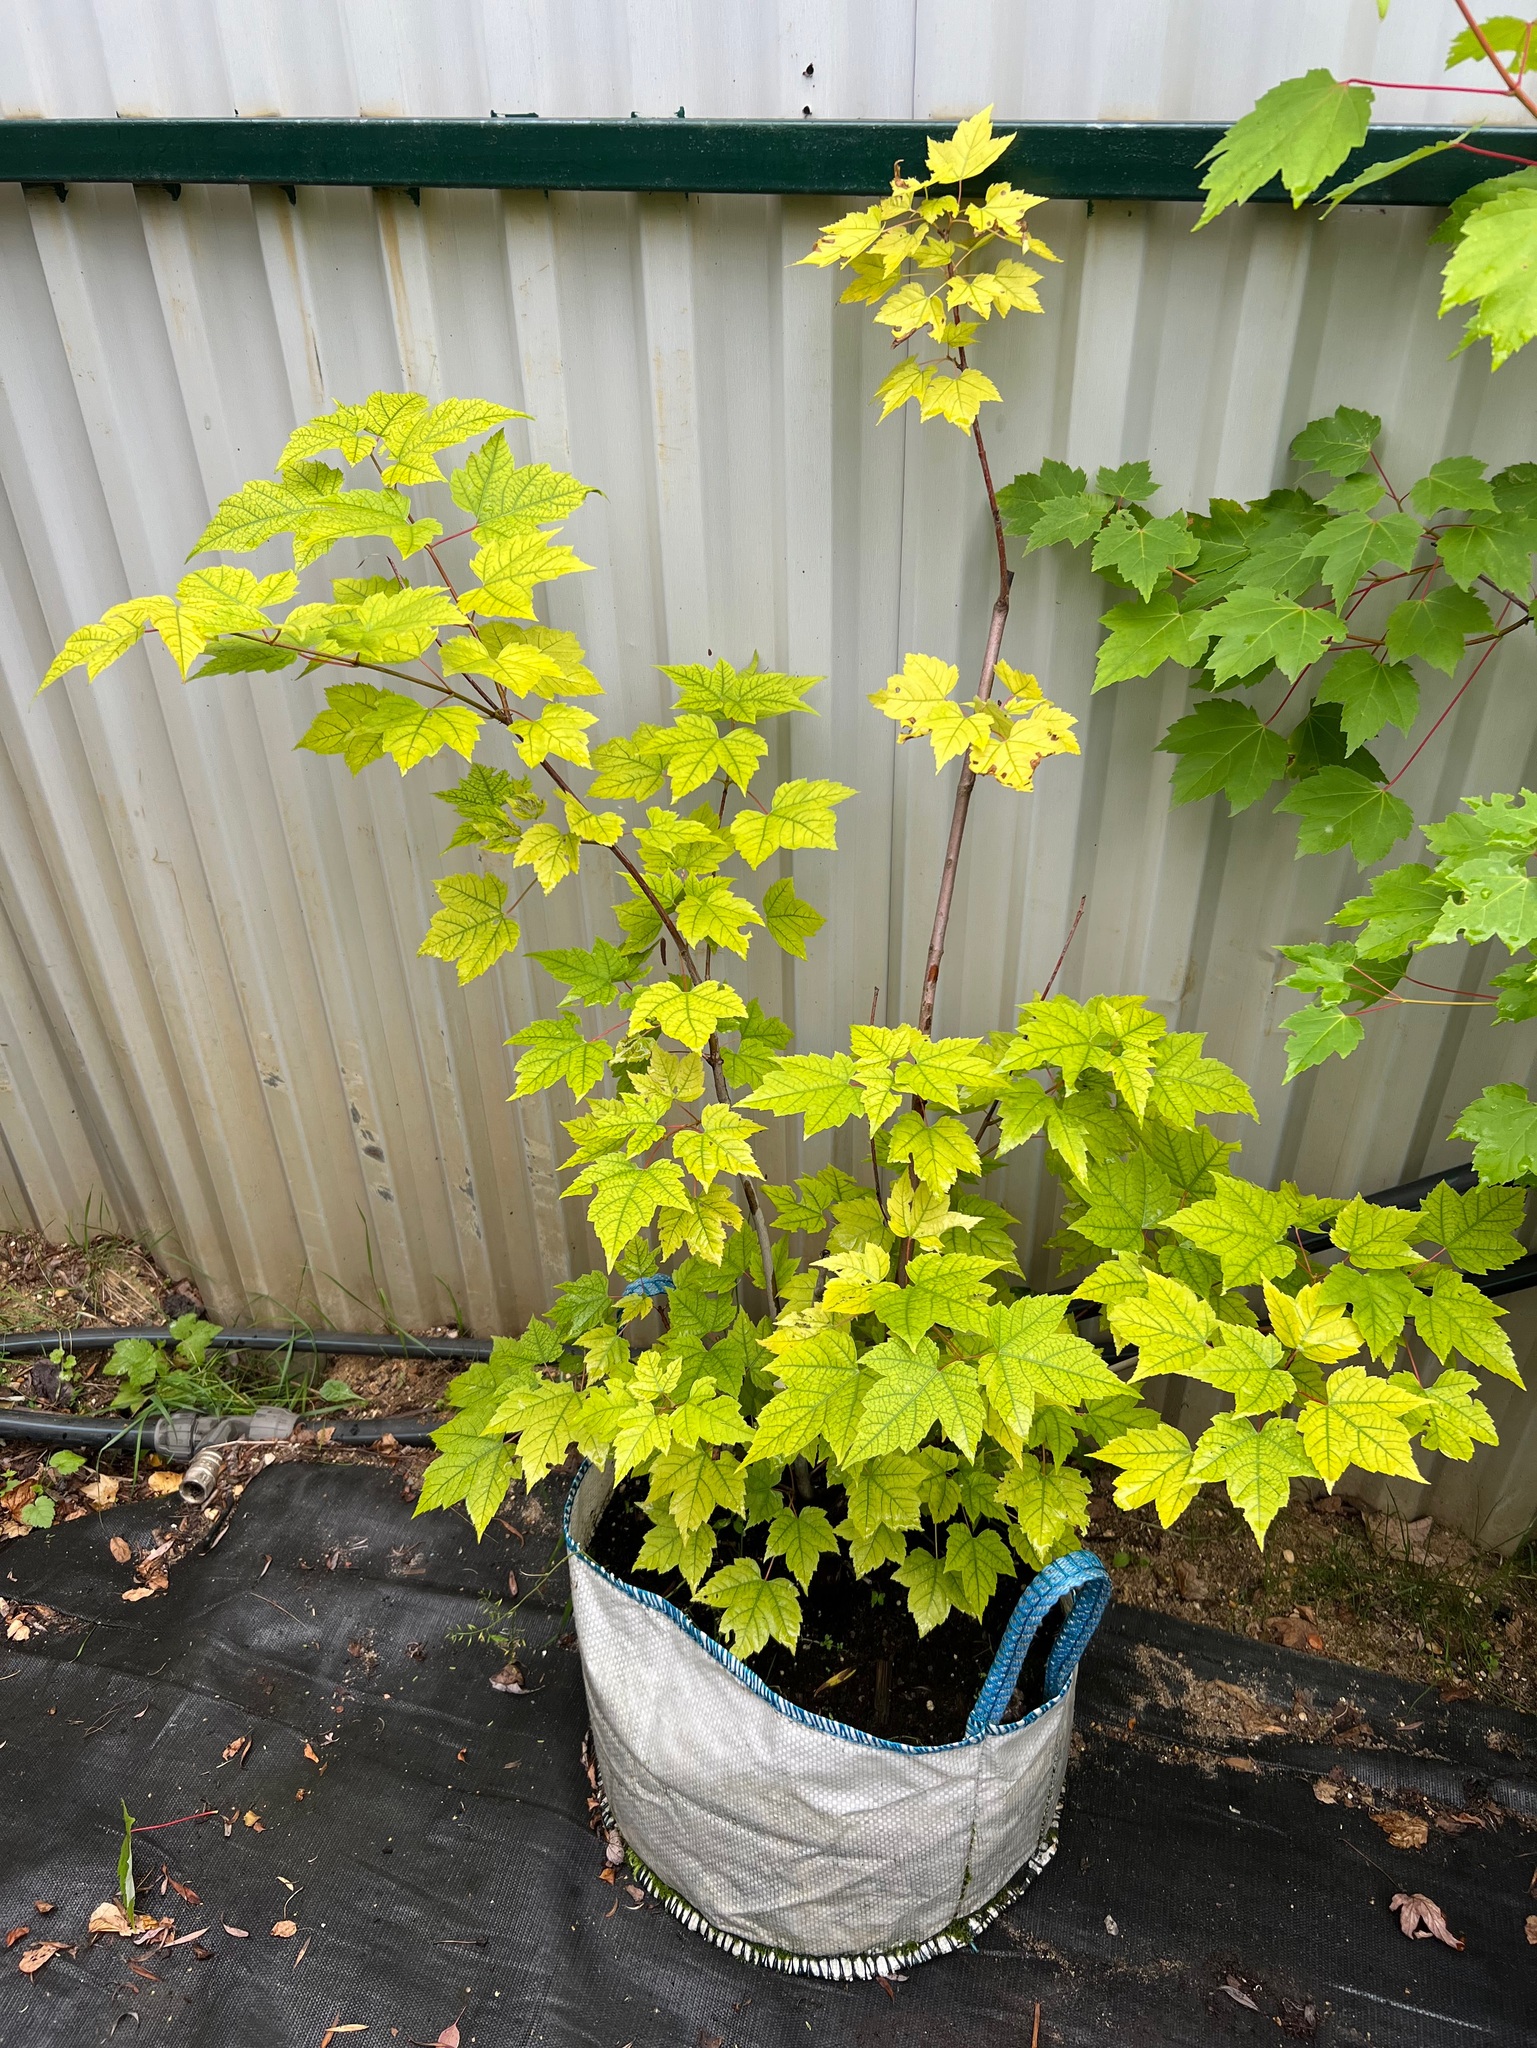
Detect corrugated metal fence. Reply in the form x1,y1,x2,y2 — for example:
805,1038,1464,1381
1,1,1534,1542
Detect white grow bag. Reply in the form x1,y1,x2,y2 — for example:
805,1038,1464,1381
565,1462,1112,1976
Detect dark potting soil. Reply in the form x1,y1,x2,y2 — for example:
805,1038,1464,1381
586,1474,1059,1744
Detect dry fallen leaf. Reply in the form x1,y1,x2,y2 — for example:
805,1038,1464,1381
1312,1778,1341,1805
1373,1811,1429,1850
222,1736,251,1764
5,1617,32,1642
1220,1978,1260,2011
320,2028,370,2047
33,1902,54,1917
108,1535,133,1565
434,2027,460,2048
168,1879,201,1906
17,1941,73,1976
146,1471,183,1497
222,1923,248,1938
88,1901,136,1938
1525,1914,1536,1946
83,1475,121,1509
271,1919,297,1939
4,1928,28,1950
243,1810,263,1831
304,1742,320,1764
489,1662,525,1694
121,1585,162,1603
1389,1893,1465,1950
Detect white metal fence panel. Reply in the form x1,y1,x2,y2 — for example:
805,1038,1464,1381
0,2,1533,1541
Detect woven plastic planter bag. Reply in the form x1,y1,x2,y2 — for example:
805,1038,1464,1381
565,1462,1112,1976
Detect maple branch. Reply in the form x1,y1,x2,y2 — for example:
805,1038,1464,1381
1451,0,1537,119
917,408,1014,1037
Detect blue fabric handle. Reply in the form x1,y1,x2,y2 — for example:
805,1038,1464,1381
965,1549,1112,1738
621,1274,674,1298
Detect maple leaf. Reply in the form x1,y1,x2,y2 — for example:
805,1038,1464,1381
698,1561,801,1656
745,1329,866,1464
1452,1081,1537,1184
894,1547,954,1635
1388,1894,1464,1950
1411,1268,1523,1384
629,979,747,1052
507,1017,609,1102
1188,1412,1316,1544
1296,1366,1425,1487
1168,1179,1298,1289
1416,1181,1525,1274
1109,1271,1218,1380
846,1336,985,1460
1093,1423,1200,1527
942,1523,1015,1619
886,1112,981,1193
742,1053,862,1136
764,1505,842,1590
418,873,520,983
1185,1324,1297,1416
1197,71,1372,224
415,1409,515,1536
1391,1366,1498,1461
1328,1194,1423,1271
996,1461,1092,1561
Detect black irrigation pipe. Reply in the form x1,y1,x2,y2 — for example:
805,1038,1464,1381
0,1408,439,1450
1,118,1530,205
0,1325,495,1363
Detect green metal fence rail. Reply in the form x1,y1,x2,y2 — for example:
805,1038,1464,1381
0,118,1530,200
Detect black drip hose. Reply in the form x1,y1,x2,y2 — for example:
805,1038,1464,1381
0,1326,494,1362
0,1408,440,1451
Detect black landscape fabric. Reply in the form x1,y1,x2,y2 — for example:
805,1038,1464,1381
0,1461,1532,2046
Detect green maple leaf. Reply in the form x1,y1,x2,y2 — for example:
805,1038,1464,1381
1407,457,1497,523
1072,1154,1177,1253
980,1297,1124,1429
1276,767,1414,865
1289,406,1383,478
1453,1081,1537,1184
764,1505,842,1590
1158,701,1290,813
1494,961,1537,1022
569,1154,691,1267
1303,511,1421,605
942,1523,1015,1620
1093,1422,1199,1526
418,872,520,983
655,715,767,800
1328,1193,1422,1270
1147,1032,1257,1124
675,875,763,956
1090,511,1199,599
1436,509,1537,593
507,1016,609,1102
747,1329,866,1463
416,1408,515,1536
1019,491,1113,551
297,682,392,773
482,1376,581,1486
1433,854,1537,949
1108,1270,1218,1380
869,1253,999,1345
449,431,587,527
996,1461,1092,1562
1297,1366,1425,1486
531,936,636,1008
630,979,747,1051
1390,1367,1498,1461
1411,1268,1523,1384
1332,864,1451,957
662,655,820,723
588,731,668,801
1096,460,1157,501
893,1546,954,1635
1316,1266,1418,1362
1204,587,1342,685
885,1112,981,1193
997,460,1089,533
728,777,853,868
1441,187,1537,366
898,1035,995,1109
1417,1181,1525,1274
1168,1178,1298,1289
743,1052,862,1136
635,1513,717,1591
1383,586,1493,675
843,1454,925,1538
846,1337,985,1460
1093,591,1212,689
672,1103,763,1190
1313,652,1419,755
648,1444,746,1535
1186,1324,1296,1417
760,876,826,958
699,1560,802,1656
719,1000,793,1089
1189,1412,1316,1544
1197,71,1372,223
